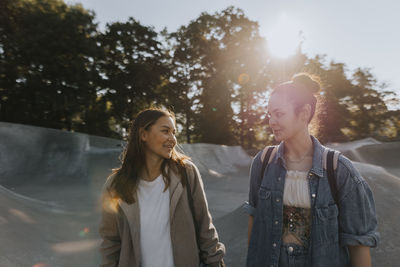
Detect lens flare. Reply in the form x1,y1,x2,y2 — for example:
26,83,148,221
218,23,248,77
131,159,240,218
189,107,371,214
79,227,90,237
238,73,250,85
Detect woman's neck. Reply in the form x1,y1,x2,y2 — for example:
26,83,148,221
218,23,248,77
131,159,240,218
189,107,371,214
284,129,313,160
140,151,164,181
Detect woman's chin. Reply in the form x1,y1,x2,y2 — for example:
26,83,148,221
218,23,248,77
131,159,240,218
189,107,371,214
273,133,283,142
162,151,173,159
153,151,172,160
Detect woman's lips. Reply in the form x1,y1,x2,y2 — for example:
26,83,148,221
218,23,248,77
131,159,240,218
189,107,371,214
164,145,174,151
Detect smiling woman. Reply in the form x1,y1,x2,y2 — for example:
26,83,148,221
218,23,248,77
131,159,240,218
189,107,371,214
99,108,226,267
265,13,303,58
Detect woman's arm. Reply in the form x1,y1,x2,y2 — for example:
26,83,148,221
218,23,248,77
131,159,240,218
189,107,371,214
186,161,225,267
244,151,263,246
335,155,379,265
248,215,254,246
348,245,371,267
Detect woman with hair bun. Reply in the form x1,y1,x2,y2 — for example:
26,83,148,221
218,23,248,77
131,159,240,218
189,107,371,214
245,74,379,267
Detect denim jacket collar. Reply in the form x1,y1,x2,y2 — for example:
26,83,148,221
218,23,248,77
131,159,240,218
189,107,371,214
275,135,325,177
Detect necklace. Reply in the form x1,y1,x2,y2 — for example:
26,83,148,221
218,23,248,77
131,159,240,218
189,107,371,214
285,148,313,163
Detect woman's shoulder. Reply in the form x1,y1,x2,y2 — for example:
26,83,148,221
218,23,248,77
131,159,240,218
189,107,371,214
102,172,117,192
183,158,195,167
251,145,276,167
181,159,203,185
321,145,356,176
182,159,199,173
336,153,364,184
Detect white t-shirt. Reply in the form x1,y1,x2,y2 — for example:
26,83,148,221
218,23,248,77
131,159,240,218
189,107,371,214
137,175,175,267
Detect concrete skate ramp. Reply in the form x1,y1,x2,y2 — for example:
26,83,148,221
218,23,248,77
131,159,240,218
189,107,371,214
349,143,400,177
0,122,251,266
0,122,251,214
179,143,251,176
0,122,89,185
0,184,100,267
0,122,123,211
1,122,399,266
179,143,252,218
328,137,400,177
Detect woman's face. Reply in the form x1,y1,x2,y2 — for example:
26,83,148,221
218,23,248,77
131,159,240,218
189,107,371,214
267,92,308,142
141,116,177,159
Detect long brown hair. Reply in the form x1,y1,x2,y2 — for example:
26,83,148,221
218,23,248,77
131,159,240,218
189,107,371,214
109,108,189,204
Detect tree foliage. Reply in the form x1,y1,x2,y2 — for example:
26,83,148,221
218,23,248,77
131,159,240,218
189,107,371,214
1,1,399,145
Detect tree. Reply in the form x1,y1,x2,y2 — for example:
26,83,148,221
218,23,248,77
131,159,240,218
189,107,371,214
98,18,169,134
170,7,273,145
0,0,101,132
1,2,399,144
343,68,394,140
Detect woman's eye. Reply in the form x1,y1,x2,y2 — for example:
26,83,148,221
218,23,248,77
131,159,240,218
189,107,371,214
276,112,284,118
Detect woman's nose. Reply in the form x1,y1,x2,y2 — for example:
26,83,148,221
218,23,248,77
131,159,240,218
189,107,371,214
168,133,176,143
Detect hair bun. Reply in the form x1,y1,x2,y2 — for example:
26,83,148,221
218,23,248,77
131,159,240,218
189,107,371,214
292,73,320,94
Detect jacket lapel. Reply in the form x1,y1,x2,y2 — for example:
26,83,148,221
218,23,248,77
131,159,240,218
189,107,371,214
169,167,184,223
117,167,184,266
119,195,141,266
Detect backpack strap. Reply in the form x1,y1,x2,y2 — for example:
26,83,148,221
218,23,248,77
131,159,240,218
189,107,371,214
257,146,277,189
323,149,341,205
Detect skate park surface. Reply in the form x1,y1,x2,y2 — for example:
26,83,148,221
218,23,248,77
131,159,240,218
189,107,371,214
0,122,399,266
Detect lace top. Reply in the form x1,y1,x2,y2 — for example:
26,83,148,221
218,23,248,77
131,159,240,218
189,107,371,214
283,170,311,208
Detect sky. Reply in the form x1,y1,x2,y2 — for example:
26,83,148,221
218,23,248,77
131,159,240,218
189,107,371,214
67,0,400,105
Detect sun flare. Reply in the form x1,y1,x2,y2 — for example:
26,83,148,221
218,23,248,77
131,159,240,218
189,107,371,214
266,14,303,58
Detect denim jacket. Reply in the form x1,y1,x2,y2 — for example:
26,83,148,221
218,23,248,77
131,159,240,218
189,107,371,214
244,136,379,267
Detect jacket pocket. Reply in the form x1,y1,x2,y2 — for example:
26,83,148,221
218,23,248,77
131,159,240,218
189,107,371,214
256,188,272,220
316,204,338,221
314,204,339,245
258,187,271,200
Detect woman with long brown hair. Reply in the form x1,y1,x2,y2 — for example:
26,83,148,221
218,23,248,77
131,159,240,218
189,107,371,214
99,108,225,267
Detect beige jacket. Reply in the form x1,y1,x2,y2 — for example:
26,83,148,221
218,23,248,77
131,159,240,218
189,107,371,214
99,160,225,267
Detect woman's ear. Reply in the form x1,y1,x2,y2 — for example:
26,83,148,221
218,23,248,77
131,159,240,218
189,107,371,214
301,104,312,123
139,128,147,142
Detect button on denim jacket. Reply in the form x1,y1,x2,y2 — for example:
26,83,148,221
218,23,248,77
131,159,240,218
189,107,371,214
244,136,380,267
